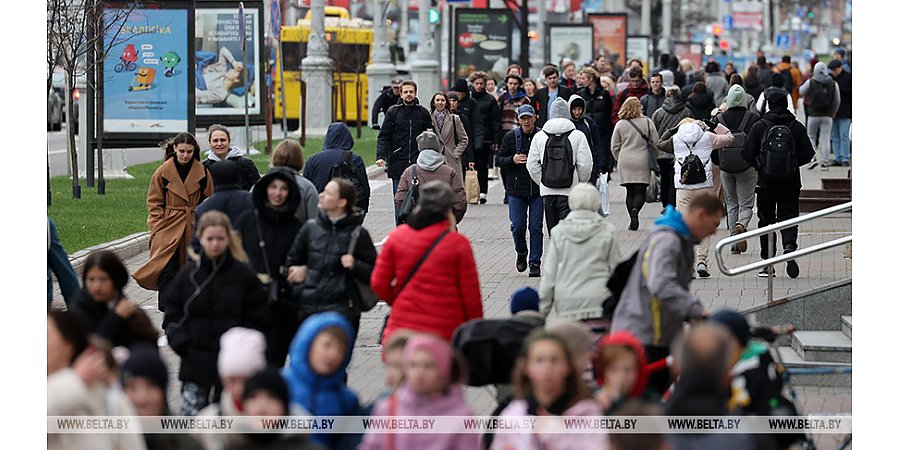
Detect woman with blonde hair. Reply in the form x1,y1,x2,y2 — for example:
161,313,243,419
161,210,268,416
611,96,659,230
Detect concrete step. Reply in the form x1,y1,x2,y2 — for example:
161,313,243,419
799,197,852,213
791,331,852,363
821,178,852,191
775,347,852,387
799,189,852,199
842,315,852,339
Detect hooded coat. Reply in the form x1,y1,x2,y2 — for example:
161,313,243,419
359,384,478,450
491,398,609,450
539,209,621,321
640,88,667,119
569,94,608,176
799,62,841,117
195,159,254,226
672,122,734,190
376,99,435,179
611,115,659,185
395,149,468,223
266,166,319,225
304,122,371,212
742,106,816,190
431,109,469,177
595,331,651,412
611,78,650,124
468,89,502,149
704,72,729,106
69,290,159,348
774,61,803,108
134,157,215,291
576,83,614,136
202,147,261,191
686,91,717,120
526,98,594,196
234,171,304,308
651,95,693,161
283,312,359,448
611,206,705,348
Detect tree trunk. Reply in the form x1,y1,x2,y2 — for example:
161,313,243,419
65,72,81,199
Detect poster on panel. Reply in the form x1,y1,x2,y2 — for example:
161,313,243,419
626,35,652,73
453,8,514,79
673,41,704,74
548,24,594,68
587,14,627,71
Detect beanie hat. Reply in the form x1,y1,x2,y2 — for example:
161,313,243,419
725,85,747,110
659,70,675,88
447,92,460,101
709,309,750,347
242,368,290,413
218,327,267,378
510,286,540,314
121,342,169,392
416,130,441,152
767,90,789,111
546,320,593,355
451,78,469,94
403,334,453,380
208,159,242,190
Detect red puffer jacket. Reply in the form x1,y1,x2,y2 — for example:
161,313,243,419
371,219,483,344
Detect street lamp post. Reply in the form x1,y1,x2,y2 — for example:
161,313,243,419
367,0,397,128
660,0,672,54
410,0,440,101
301,0,333,130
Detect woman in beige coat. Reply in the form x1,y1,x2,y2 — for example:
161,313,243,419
430,92,469,177
611,96,659,230
133,133,214,298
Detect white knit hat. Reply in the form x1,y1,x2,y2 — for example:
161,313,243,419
218,327,267,378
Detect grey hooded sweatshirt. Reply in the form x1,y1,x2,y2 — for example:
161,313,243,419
799,62,841,117
526,98,593,196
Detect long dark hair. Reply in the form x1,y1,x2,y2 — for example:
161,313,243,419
48,311,89,364
82,251,129,297
163,132,201,161
430,92,448,112
512,330,593,410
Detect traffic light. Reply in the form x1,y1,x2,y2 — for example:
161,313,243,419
712,24,723,37
719,39,730,51
428,8,439,23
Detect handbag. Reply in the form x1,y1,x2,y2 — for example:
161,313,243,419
465,167,480,204
646,171,661,203
253,210,281,305
626,118,660,174
347,225,379,312
397,166,419,224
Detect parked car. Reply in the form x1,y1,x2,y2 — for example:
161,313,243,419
49,69,81,134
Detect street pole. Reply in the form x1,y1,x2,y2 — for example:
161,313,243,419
241,3,251,154
519,0,529,76
536,0,547,72
273,0,288,137
400,0,410,63
410,0,440,100
661,0,672,55
302,0,334,130
367,0,397,128
641,0,651,36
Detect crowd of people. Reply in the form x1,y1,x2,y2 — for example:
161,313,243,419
48,48,851,450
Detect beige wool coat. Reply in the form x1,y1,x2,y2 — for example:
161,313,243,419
611,116,660,185
432,110,469,177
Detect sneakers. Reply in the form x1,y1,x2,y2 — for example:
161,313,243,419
734,223,748,253
478,193,487,204
697,262,710,278
758,267,776,278
786,259,800,278
820,163,829,171
516,253,527,273
806,161,819,170
528,264,541,277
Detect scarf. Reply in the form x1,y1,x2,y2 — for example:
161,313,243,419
434,109,448,131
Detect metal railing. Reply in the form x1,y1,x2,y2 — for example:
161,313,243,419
714,202,852,303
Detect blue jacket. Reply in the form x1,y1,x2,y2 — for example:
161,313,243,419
283,312,359,447
304,123,371,212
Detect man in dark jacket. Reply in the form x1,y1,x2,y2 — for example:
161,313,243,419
305,122,371,213
370,77,402,129
640,73,666,119
194,159,254,246
450,79,477,168
376,80,434,198
496,105,543,276
668,56,687,88
611,66,649,124
534,65,574,128
742,91,816,279
468,71,502,203
569,95,607,182
757,56,774,89
577,67,614,171
829,59,852,166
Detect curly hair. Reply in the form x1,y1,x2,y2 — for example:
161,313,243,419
617,96,643,120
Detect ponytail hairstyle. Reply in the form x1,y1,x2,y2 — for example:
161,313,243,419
195,210,248,263
162,132,201,161
330,178,358,215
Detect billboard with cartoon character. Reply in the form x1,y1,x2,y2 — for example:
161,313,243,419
103,5,193,135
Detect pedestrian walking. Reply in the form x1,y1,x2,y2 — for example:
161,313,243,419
539,183,620,321
702,61,729,106
651,86,693,209
527,98,593,235
611,96,660,230
161,211,268,416
395,131,468,224
305,122,371,213
640,73,667,119
490,331,609,450
611,194,723,393
743,64,765,101
569,94,607,184
359,334,479,450
743,90,816,278
372,181,483,344
202,124,260,191
375,80,435,199
611,67,649,124
774,55,803,110
466,72,502,204
757,56,774,89
447,91,476,172
534,65,575,128
497,105,544,276
829,59,852,166
711,85,761,255
194,159,253,228
285,179,378,334
756,72,796,115
430,91,469,178
70,251,159,348
134,133,214,296
371,77,402,129
577,67,615,174
560,60,579,90
799,62,841,170
235,170,305,366
48,216,79,308
685,82,717,121
267,139,320,224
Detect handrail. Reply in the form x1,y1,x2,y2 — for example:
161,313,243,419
714,202,851,302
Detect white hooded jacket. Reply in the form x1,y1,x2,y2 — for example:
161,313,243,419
526,98,593,196
673,122,734,190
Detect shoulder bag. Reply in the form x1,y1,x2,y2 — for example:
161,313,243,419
626,118,660,173
346,225,380,312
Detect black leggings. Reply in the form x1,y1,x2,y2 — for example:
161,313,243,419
475,146,492,195
624,183,648,215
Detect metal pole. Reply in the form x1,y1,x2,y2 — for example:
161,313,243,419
768,231,775,303
241,3,251,154
277,41,288,138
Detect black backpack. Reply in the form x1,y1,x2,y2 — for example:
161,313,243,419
758,120,798,179
330,150,365,200
540,130,575,188
808,79,835,113
679,139,707,185
716,112,754,173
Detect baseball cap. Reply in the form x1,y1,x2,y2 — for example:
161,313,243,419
517,104,535,118
391,77,403,85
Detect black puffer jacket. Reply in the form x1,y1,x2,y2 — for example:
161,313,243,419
376,100,434,179
234,171,304,311
202,148,261,191
496,127,541,197
577,84,614,137
69,290,159,348
686,92,716,120
285,211,378,322
161,250,267,385
469,90,502,149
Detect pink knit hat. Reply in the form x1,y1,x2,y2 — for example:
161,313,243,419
403,334,453,380
218,327,267,378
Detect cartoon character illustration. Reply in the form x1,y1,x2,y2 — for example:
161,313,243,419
115,44,138,73
161,51,181,77
128,67,156,91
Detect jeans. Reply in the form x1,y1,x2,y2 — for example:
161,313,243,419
657,158,676,207
543,195,571,233
391,177,400,224
721,167,757,232
676,188,714,264
806,116,833,165
47,217,79,308
831,118,852,164
508,194,544,266
756,186,800,259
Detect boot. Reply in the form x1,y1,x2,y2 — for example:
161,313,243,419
629,209,639,231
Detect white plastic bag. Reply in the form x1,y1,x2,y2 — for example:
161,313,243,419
597,174,610,217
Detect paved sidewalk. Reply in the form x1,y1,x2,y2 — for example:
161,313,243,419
51,165,851,449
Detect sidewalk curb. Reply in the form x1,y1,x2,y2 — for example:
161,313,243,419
68,232,150,274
